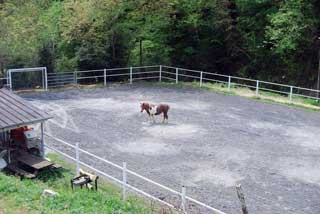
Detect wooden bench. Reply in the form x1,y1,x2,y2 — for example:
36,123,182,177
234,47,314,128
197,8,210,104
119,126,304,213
16,153,53,170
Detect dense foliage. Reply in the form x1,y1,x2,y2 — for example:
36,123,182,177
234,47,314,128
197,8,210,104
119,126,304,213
0,0,319,87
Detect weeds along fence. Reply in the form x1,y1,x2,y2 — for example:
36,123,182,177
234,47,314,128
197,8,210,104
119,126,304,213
44,133,227,214
44,65,320,102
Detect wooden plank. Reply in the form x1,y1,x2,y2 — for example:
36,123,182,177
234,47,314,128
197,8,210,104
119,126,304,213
0,89,51,119
0,97,30,123
0,88,51,130
17,154,53,170
0,107,16,126
0,90,45,119
4,89,51,118
0,96,36,122
0,90,41,120
0,118,8,128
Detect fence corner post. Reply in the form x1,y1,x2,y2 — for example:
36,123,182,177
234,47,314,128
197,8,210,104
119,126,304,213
104,68,107,86
256,80,259,96
200,72,203,87
176,68,179,84
122,162,127,201
75,143,80,176
181,186,187,213
159,65,162,82
236,184,249,214
289,86,293,102
228,76,231,91
130,67,133,84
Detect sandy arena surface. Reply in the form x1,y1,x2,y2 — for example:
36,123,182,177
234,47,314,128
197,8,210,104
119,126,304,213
23,83,320,214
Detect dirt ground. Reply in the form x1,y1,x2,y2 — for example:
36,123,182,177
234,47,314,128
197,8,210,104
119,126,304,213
23,83,320,214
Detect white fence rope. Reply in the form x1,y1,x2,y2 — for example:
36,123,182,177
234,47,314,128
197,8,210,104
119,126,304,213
45,133,227,214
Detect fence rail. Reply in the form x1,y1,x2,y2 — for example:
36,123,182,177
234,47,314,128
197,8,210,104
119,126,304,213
6,65,320,102
44,133,227,214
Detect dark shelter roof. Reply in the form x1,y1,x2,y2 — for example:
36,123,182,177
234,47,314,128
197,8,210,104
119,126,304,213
0,88,52,131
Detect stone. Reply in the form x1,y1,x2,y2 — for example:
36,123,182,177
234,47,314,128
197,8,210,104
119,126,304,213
42,189,59,197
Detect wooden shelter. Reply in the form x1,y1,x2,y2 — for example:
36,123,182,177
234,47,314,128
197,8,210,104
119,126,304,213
0,88,54,178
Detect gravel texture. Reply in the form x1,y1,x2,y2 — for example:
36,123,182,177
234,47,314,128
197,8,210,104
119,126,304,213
23,83,320,214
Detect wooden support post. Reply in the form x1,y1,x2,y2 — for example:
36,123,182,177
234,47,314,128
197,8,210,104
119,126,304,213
256,80,259,96
228,76,231,90
159,65,162,82
289,86,293,102
236,184,248,214
200,72,203,87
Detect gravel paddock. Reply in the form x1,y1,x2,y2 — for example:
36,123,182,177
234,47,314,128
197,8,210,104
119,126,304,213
23,83,320,214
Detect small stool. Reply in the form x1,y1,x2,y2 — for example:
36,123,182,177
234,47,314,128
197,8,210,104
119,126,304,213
71,169,99,191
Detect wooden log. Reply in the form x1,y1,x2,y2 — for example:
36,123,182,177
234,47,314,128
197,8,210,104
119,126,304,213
236,184,248,214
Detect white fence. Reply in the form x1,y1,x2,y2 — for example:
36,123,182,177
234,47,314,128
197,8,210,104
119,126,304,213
44,133,227,214
4,65,320,101
45,65,320,102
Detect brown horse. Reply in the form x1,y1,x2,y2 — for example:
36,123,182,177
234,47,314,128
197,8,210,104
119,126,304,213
140,102,170,123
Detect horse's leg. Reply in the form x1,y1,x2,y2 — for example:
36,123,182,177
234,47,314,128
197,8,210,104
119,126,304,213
151,114,155,123
164,112,168,123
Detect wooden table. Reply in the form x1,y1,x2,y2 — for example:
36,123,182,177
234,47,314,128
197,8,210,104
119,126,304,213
16,153,53,170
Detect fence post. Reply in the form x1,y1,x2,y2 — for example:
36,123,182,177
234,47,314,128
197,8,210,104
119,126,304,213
104,68,107,86
159,65,162,82
176,68,179,84
289,86,293,102
256,80,259,96
74,71,78,85
44,67,48,91
122,162,127,200
130,67,133,84
200,72,203,87
228,76,231,91
8,70,12,90
236,184,248,214
75,143,80,176
181,186,186,213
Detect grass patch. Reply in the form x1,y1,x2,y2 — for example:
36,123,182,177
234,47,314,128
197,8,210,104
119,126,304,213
0,153,172,214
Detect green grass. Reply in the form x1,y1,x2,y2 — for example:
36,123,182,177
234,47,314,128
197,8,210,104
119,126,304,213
0,154,171,214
